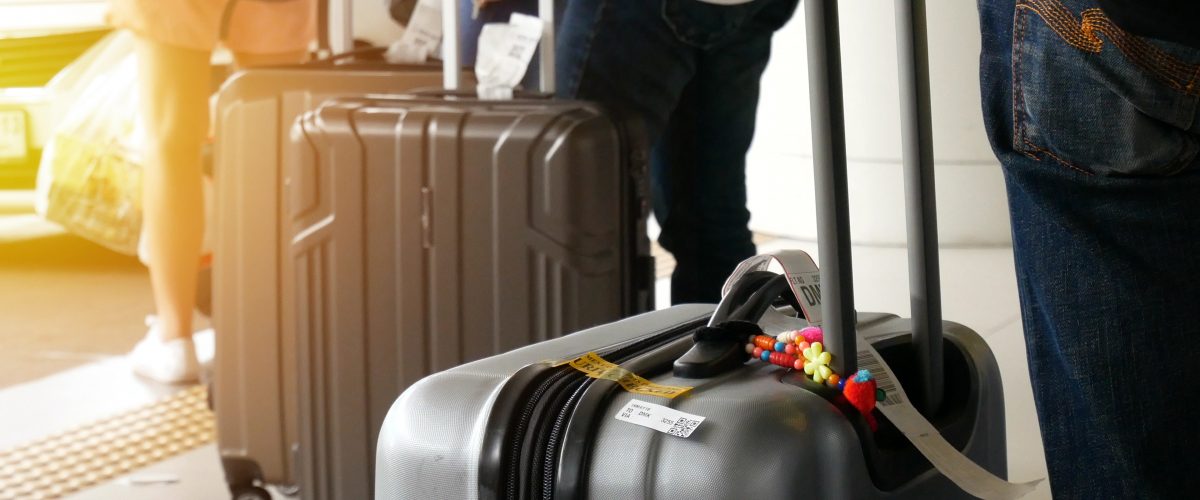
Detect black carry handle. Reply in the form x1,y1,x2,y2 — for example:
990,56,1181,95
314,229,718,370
404,87,556,99
806,0,943,414
674,272,782,379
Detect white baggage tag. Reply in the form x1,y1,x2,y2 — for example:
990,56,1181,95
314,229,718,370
386,0,443,63
614,399,705,439
855,338,1043,499
721,251,823,325
475,13,544,99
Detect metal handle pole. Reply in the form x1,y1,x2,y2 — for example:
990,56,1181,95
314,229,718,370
442,0,461,89
895,0,943,415
804,0,856,376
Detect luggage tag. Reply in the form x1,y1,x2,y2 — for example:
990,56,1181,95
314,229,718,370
721,251,823,325
386,0,443,63
855,340,1043,499
613,399,705,439
474,13,544,99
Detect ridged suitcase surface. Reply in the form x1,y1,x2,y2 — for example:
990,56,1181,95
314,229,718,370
211,65,445,496
284,95,653,499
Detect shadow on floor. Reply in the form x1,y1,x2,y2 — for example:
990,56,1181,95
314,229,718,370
0,228,153,387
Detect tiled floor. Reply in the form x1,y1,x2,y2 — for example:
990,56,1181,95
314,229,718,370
0,204,1051,498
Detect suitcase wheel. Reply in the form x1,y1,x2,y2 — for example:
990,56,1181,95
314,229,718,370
231,485,271,500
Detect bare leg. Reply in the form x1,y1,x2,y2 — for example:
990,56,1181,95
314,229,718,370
135,36,210,342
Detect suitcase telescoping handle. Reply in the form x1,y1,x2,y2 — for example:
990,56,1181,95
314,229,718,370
441,0,557,92
807,0,943,414
316,0,354,55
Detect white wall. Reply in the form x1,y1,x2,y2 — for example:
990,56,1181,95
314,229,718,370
746,1,1011,246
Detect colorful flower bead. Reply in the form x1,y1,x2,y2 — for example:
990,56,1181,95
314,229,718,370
802,341,834,383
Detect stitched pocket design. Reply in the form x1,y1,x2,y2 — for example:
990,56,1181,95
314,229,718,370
1012,0,1200,177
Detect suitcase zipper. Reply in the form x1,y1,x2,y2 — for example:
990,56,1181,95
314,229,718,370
483,319,706,500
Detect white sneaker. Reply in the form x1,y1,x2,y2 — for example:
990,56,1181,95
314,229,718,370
129,317,201,384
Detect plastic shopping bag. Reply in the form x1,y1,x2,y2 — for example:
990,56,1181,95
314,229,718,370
35,31,213,260
35,31,142,255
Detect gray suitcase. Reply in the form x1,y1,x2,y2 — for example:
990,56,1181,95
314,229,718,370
374,303,1005,499
212,62,449,498
374,0,1010,498
283,85,652,500
215,6,652,500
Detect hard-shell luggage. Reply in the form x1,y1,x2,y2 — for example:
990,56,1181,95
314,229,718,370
280,88,652,500
375,299,1006,499
211,61,446,499
213,1,651,498
374,0,1018,498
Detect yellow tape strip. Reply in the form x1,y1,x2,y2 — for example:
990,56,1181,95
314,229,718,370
562,352,692,399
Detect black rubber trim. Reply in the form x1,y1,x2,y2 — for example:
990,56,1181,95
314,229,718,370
553,333,697,499
729,274,797,323
478,363,558,500
708,271,779,326
477,317,707,500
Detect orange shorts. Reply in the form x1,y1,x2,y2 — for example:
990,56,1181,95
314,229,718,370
108,0,315,54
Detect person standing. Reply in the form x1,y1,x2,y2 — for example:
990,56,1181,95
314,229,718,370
108,0,315,383
978,0,1200,496
553,0,799,304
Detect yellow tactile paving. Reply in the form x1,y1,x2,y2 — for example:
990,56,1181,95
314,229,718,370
0,385,215,499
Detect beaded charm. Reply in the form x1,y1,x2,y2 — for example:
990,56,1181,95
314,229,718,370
798,326,824,344
802,342,834,383
743,334,881,433
843,369,879,431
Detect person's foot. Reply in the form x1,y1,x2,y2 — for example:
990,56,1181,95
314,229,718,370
129,317,200,384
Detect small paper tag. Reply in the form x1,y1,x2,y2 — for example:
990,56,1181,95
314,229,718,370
385,0,443,63
561,352,693,399
856,335,1042,499
474,13,544,99
614,399,705,438
721,251,823,324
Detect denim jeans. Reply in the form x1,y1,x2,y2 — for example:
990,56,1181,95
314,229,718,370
555,0,798,304
978,0,1200,497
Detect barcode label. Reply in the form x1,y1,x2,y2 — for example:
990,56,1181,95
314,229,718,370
856,350,904,407
615,399,705,439
666,417,703,438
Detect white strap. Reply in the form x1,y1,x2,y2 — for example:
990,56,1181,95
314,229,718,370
721,250,823,325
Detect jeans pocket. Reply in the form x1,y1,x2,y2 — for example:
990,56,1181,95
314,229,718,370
1012,0,1200,177
661,0,754,49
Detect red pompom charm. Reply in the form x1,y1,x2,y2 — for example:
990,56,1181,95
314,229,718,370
843,369,879,431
